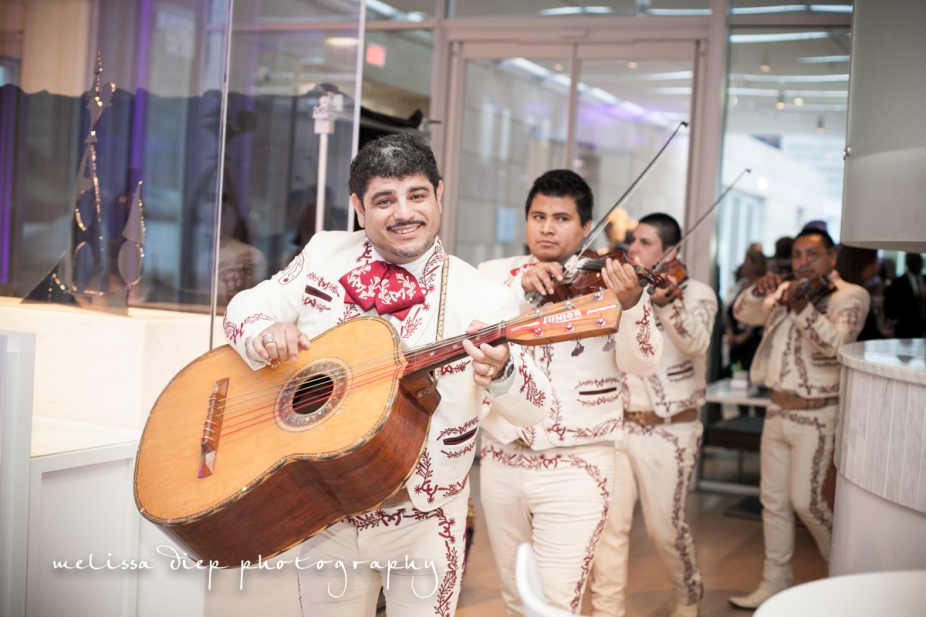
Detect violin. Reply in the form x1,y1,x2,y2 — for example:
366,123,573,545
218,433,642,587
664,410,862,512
535,249,668,306
651,257,689,304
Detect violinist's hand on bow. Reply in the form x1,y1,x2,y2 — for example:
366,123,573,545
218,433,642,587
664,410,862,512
602,256,645,310
521,261,565,297
752,273,782,297
462,321,511,388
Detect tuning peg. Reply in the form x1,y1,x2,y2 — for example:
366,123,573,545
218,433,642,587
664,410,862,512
647,285,657,295
638,278,648,288
571,341,585,357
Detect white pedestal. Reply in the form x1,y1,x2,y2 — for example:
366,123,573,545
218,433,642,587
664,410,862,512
833,339,926,575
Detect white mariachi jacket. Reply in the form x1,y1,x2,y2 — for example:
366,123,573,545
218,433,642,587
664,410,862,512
733,276,869,399
477,254,663,450
223,231,553,512
623,278,718,417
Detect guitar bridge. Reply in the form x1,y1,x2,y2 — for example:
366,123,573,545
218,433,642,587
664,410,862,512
199,378,229,478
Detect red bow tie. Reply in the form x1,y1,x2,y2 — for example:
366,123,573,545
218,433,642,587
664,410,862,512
339,260,425,320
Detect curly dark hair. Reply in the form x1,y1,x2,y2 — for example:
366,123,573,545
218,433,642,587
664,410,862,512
348,133,441,204
525,170,594,225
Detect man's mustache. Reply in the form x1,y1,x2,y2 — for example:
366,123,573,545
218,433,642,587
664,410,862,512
387,220,426,231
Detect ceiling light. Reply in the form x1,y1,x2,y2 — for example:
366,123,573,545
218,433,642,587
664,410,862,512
798,55,851,64
760,52,770,73
730,32,833,44
326,37,358,48
554,63,564,72
794,97,804,105
628,62,638,69
731,96,739,106
758,176,768,191
816,115,825,134
776,91,785,110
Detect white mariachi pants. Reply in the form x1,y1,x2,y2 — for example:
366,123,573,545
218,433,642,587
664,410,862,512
758,404,837,593
295,485,469,617
591,420,704,615
479,439,616,616
586,447,635,617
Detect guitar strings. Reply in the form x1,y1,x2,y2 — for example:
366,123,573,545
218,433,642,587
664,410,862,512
213,305,610,417
212,311,617,438
214,309,615,429
215,297,613,409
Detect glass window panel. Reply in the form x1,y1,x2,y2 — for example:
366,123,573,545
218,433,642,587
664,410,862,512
234,0,361,23
732,1,852,15
225,23,360,305
449,0,710,19
362,30,433,120
0,0,232,314
574,57,692,250
716,27,851,303
453,57,570,266
366,0,435,22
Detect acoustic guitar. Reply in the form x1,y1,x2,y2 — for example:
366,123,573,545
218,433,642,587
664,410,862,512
134,290,621,566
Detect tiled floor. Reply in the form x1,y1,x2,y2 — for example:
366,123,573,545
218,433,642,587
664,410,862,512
454,461,828,617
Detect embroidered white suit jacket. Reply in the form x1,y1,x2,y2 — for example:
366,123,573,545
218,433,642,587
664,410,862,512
624,278,718,417
733,276,869,399
477,254,663,450
223,231,553,511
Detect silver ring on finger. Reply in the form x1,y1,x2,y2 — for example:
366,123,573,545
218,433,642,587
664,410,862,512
262,333,276,346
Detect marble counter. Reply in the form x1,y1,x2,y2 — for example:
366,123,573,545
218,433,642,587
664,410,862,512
831,338,926,575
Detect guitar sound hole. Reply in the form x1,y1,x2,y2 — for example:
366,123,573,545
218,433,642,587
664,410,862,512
292,374,334,415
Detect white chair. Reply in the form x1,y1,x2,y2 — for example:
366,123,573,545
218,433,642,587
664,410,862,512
515,543,575,617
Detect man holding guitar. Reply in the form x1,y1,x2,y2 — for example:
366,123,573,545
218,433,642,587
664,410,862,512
477,170,664,615
223,133,555,617
589,213,718,617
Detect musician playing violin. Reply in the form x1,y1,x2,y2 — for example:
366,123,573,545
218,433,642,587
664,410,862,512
223,133,554,617
589,213,717,617
728,228,869,610
478,170,663,615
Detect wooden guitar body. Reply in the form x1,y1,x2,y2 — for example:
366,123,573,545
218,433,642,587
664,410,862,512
134,317,433,567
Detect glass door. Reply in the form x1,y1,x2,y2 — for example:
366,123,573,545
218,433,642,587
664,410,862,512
445,41,696,265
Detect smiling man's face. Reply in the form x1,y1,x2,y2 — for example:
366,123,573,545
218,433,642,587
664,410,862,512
351,174,443,264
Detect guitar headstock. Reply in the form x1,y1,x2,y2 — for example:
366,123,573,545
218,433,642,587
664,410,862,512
506,289,622,346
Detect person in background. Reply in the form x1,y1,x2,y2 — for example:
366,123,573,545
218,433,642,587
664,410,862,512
885,253,926,339
835,246,883,341
725,244,768,378
728,228,870,610
769,237,794,278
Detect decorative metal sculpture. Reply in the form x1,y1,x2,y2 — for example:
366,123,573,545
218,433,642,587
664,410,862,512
22,52,145,314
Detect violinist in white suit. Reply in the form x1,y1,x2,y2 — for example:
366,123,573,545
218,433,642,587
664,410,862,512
478,170,663,616
224,133,554,617
728,228,869,610
590,213,717,617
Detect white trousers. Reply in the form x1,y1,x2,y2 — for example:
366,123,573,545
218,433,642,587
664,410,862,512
758,404,836,593
480,439,616,616
295,485,469,617
591,420,703,615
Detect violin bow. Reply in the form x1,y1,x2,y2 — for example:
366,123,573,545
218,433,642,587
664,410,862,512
650,168,752,274
561,121,689,277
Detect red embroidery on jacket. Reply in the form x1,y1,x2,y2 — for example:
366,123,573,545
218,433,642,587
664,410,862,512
567,455,611,612
669,303,691,339
412,451,468,504
356,239,373,264
337,304,362,324
434,509,461,617
224,313,273,345
400,306,423,338
636,305,655,357
440,360,471,376
508,257,537,279
278,254,304,285
441,441,476,459
569,417,622,439
666,360,695,383
306,271,339,295
302,297,331,312
577,393,621,407
802,310,834,354
437,417,479,442
692,299,714,333
518,348,547,408
420,239,445,295
577,377,620,389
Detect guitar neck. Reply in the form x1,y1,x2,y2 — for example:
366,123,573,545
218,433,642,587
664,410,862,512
403,324,508,375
